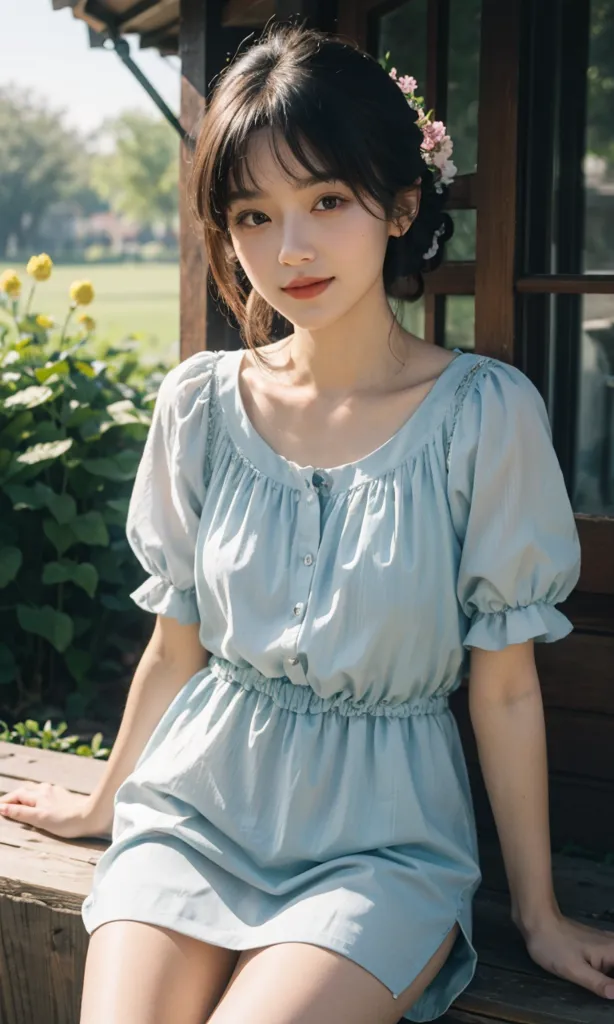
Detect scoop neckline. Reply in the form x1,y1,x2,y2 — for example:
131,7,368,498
216,345,473,493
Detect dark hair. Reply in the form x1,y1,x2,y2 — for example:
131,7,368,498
191,23,454,349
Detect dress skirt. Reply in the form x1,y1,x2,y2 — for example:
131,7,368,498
82,657,482,1023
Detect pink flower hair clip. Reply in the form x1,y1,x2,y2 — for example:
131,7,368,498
389,68,457,260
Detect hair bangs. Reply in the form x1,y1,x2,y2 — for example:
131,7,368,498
211,78,394,229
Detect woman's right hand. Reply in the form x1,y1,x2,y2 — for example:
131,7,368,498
0,782,111,839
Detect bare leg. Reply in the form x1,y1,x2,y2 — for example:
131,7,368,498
207,922,460,1024
79,921,240,1024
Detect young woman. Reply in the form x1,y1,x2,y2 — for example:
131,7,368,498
2,24,613,1024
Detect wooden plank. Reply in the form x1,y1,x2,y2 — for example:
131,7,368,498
517,275,614,294
0,743,106,796
0,894,88,1024
455,962,614,1024
474,0,521,362
576,518,614,596
425,262,475,295
559,591,614,634
534,634,614,715
222,0,274,25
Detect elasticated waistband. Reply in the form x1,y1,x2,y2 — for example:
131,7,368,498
207,656,449,718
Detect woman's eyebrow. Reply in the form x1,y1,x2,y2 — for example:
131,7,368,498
227,174,337,205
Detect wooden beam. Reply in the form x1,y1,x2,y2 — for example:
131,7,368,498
222,0,274,26
517,275,614,294
474,0,521,362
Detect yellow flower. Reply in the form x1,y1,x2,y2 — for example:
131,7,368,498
69,280,95,306
35,314,54,329
26,253,53,282
78,314,96,332
0,269,22,298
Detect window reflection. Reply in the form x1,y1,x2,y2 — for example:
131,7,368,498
573,294,614,514
444,296,475,351
447,0,481,175
375,0,428,94
584,1,614,272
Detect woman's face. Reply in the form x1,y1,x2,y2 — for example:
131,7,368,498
226,129,410,332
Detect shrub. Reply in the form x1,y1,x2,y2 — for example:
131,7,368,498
0,256,169,725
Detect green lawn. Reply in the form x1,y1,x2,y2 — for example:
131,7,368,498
1,262,180,367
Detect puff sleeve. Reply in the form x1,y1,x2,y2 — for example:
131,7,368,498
447,361,581,650
126,350,218,624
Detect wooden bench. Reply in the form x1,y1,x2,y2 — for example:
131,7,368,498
0,740,612,1024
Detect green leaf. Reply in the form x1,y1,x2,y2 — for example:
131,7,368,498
64,646,93,683
43,518,76,555
82,450,140,481
0,644,17,685
16,437,73,465
42,559,98,598
0,546,22,587
35,360,70,383
16,604,74,653
4,385,54,410
106,497,130,515
72,511,109,547
45,491,77,525
5,482,49,510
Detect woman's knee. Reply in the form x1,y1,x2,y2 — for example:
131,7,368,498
79,920,239,1024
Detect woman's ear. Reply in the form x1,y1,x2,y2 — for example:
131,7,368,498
389,179,422,238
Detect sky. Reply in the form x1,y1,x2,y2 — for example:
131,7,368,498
2,0,181,134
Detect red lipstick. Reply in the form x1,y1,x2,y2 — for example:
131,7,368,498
282,276,334,300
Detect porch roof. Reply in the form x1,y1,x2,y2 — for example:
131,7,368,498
50,0,274,55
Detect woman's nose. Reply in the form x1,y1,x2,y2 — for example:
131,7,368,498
278,219,316,265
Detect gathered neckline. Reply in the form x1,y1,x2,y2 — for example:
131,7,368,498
214,346,478,493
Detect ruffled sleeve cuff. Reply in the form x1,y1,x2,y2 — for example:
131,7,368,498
130,574,199,625
463,599,573,651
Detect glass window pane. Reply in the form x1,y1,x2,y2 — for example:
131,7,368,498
446,209,476,260
572,294,614,514
446,0,481,175
375,1,428,95
444,296,475,351
584,1,614,272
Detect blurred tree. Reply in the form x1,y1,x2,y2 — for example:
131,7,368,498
0,87,97,256
91,112,179,232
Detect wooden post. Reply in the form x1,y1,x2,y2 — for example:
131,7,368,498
474,0,521,362
178,0,246,358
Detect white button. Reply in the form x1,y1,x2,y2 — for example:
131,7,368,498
288,657,299,666
306,493,315,503
293,603,304,616
303,554,313,566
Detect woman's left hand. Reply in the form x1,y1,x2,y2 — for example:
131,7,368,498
522,912,614,1000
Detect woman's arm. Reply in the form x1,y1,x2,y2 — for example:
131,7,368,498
84,616,209,834
469,641,614,1001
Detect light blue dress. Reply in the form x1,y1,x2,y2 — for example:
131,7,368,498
81,346,581,1021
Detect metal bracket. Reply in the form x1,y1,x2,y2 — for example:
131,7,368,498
83,2,190,146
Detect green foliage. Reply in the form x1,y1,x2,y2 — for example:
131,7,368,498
0,286,168,723
0,88,98,257
91,111,179,230
0,717,110,759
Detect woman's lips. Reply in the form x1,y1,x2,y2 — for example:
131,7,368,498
282,278,334,300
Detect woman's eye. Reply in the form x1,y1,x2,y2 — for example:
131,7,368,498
315,195,347,212
235,211,269,228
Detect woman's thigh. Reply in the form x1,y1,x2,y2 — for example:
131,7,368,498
207,923,460,1024
79,921,240,1024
